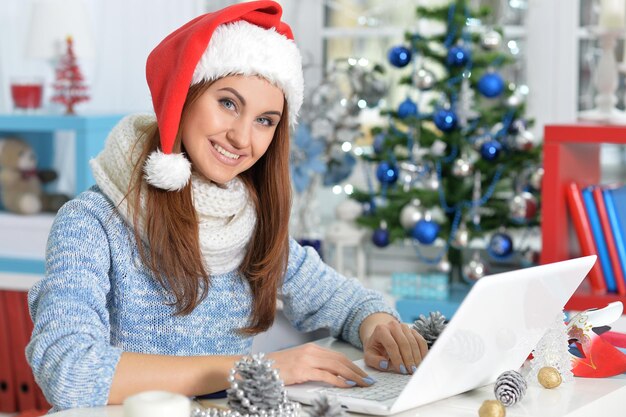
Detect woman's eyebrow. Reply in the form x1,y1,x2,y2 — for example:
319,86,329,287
219,87,246,105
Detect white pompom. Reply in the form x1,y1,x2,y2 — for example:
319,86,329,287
143,150,191,191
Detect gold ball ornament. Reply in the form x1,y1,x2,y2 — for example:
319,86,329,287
478,400,506,417
538,366,562,389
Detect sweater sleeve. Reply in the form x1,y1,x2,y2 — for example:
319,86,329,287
26,195,123,411
280,238,400,349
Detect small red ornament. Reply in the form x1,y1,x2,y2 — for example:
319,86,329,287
51,36,90,115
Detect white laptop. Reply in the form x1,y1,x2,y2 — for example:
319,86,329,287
286,255,596,415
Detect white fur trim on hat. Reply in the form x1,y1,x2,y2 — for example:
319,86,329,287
192,20,303,126
144,150,192,191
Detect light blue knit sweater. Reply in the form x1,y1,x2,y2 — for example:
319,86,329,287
26,187,398,412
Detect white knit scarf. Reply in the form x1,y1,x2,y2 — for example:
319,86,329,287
90,114,257,274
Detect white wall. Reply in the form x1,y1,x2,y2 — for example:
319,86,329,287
0,0,205,114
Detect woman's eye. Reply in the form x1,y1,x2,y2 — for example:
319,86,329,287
219,98,236,110
257,117,274,126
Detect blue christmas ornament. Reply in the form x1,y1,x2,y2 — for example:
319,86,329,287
388,45,412,68
397,98,418,119
373,133,386,154
447,45,471,67
376,161,399,184
480,140,502,161
372,222,390,247
433,107,458,132
487,232,514,259
477,71,505,98
411,219,440,245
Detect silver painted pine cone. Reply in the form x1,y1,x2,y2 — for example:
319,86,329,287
494,370,527,406
412,311,447,348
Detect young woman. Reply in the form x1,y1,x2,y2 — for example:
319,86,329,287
26,1,427,412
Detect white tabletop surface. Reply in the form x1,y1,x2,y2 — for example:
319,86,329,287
49,337,626,417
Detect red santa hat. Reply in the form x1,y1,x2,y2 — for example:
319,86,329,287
144,0,303,191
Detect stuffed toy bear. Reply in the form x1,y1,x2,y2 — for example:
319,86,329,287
0,137,70,215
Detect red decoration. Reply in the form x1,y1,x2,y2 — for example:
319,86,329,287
51,36,90,114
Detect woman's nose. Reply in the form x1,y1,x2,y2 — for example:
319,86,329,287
226,118,251,149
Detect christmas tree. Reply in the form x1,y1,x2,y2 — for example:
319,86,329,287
350,0,542,279
52,36,90,115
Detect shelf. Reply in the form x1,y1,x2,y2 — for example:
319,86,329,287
0,212,54,260
541,124,626,311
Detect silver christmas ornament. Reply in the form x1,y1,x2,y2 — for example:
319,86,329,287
463,252,487,281
399,199,424,230
427,173,440,190
509,191,538,222
413,67,436,90
506,93,524,108
453,222,470,247
481,29,502,50
457,77,480,128
515,129,535,151
530,167,544,190
452,156,474,177
438,255,451,273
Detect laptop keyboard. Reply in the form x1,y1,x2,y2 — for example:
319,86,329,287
314,370,411,401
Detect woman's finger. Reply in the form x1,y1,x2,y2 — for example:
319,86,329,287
363,349,391,372
312,347,367,378
388,322,414,374
372,325,405,374
412,328,429,359
318,359,375,387
400,324,422,373
308,368,361,388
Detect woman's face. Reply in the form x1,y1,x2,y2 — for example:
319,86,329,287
181,75,284,184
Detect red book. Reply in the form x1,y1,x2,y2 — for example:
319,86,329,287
593,186,626,295
566,182,606,293
0,290,17,413
19,293,50,410
3,290,37,411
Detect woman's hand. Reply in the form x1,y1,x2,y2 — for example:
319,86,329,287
360,314,428,375
266,343,376,388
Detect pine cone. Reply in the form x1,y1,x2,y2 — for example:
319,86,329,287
494,370,527,406
307,395,346,417
412,311,447,348
226,353,300,417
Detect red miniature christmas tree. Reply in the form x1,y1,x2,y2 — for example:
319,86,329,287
52,36,90,114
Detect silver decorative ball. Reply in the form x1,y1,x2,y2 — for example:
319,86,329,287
515,129,535,151
413,67,436,90
481,29,502,51
453,223,470,247
506,93,524,108
427,174,440,190
438,257,451,273
452,157,473,177
509,191,538,222
463,254,487,281
399,199,424,230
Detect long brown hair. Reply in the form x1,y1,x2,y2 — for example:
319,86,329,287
128,80,291,335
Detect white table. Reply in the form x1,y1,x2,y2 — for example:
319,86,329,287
49,337,626,417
